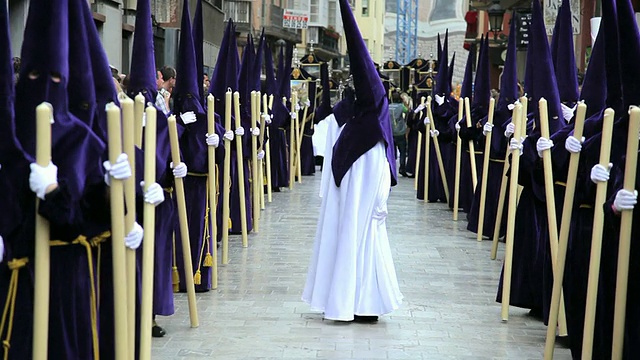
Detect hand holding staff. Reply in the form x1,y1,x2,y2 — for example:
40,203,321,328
233,91,249,247
464,97,478,191
139,105,157,360
168,115,199,328
250,91,260,233
106,102,129,359
206,94,218,289
477,98,495,241
581,108,615,358
221,91,232,264
453,99,463,220
544,102,586,358
426,96,450,204
33,103,52,360
611,107,640,359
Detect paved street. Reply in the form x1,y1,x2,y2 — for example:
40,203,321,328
151,169,572,359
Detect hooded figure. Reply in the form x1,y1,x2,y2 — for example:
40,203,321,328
466,15,519,239
550,0,579,123
416,29,454,203
125,0,181,340
192,0,206,105
302,0,403,322
268,44,293,190
173,0,226,294
297,67,318,176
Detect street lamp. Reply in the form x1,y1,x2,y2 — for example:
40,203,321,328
487,0,505,41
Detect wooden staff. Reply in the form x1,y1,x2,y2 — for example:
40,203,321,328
167,115,199,327
477,98,495,241
250,91,260,233
426,96,450,204
581,108,615,357
453,99,463,221
414,97,426,190
611,107,640,359
222,91,232,264
538,98,568,336
134,93,145,147
259,94,268,209
464,97,479,191
139,105,157,360
33,103,52,360
501,101,524,321
206,94,218,289
233,92,249,247
544,102,587,358
491,114,516,260
106,102,129,359
423,98,431,202
296,103,306,183
120,95,136,359
289,94,297,189
261,94,273,202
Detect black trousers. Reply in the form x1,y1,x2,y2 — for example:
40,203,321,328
393,135,407,173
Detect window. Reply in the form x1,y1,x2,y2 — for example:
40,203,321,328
362,0,369,16
310,0,319,23
328,0,337,28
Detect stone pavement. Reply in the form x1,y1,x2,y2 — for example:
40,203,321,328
151,170,572,359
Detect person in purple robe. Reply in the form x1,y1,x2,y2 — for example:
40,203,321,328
172,0,226,294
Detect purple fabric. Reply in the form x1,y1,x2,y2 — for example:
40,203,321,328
314,63,332,122
550,0,579,105
193,0,205,104
448,52,455,95
173,0,205,117
616,0,640,108
460,44,475,101
208,20,235,117
332,0,397,187
264,43,277,96
496,13,519,121
472,35,490,111
433,29,449,97
252,30,265,92
579,22,605,119
127,0,156,99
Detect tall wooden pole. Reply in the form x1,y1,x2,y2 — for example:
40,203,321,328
581,108,615,358
206,94,218,289
289,94,297,189
477,98,495,241
259,94,268,209
491,114,515,260
426,96,450,204
233,92,249,247
139,105,157,360
464,97,478,191
265,95,273,203
415,97,425,190
250,91,260,233
453,100,463,220
33,103,52,360
543,102,586,359
423,98,431,202
106,103,129,359
167,116,199,327
221,91,232,264
611,107,640,359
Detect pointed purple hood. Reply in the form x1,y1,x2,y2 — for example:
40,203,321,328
332,0,396,186
448,51,455,94
252,29,265,92
315,62,333,121
264,43,277,96
472,34,490,113
616,0,640,109
551,0,579,105
496,13,519,116
579,22,606,118
209,20,239,120
434,29,449,97
127,0,157,104
460,42,476,101
173,0,205,116
193,0,205,104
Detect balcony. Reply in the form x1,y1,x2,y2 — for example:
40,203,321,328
306,27,340,60
224,0,252,33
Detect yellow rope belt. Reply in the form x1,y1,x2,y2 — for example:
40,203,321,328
49,231,110,360
579,204,593,209
187,172,208,177
0,257,28,360
555,181,567,187
489,158,506,163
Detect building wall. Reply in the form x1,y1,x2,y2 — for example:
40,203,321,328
354,0,385,63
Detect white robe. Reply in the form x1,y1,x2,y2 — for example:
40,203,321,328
318,114,343,198
302,136,403,321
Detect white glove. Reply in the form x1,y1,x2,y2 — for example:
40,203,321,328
304,100,311,107
613,189,638,211
504,122,515,138
262,114,272,125
507,100,520,111
295,104,301,111
235,127,245,136
434,94,445,106
171,162,187,178
509,137,524,153
423,117,431,125
590,163,612,183
103,153,132,186
206,133,220,147
430,129,439,138
413,104,426,114
251,127,260,137
0,235,4,264
483,123,494,136
29,162,58,200
565,136,584,154
561,103,577,122
536,137,554,158
124,222,143,250
257,150,265,160
223,130,234,141
141,181,165,206
455,121,461,132
180,111,197,125
290,112,298,120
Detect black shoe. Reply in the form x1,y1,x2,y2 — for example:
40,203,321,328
406,173,415,178
400,171,408,177
353,315,378,323
152,321,166,338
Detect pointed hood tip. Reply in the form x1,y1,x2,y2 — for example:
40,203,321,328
174,0,204,115
127,0,157,103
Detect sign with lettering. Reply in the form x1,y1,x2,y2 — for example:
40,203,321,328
515,11,532,49
283,9,309,29
544,0,580,35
